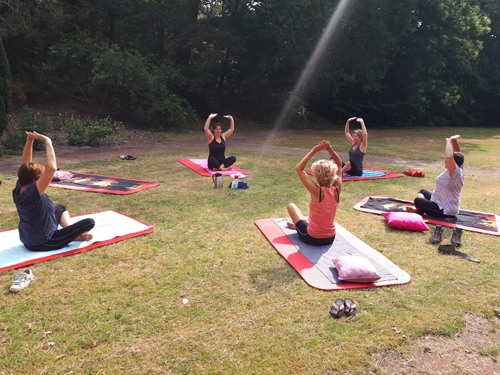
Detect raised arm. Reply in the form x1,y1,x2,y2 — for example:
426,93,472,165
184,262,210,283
323,141,343,194
295,143,324,195
357,118,368,153
222,115,234,140
21,131,36,165
344,117,356,145
450,134,461,153
444,136,459,176
204,113,218,141
33,132,57,196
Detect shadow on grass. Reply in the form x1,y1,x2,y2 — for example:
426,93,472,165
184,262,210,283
249,266,298,293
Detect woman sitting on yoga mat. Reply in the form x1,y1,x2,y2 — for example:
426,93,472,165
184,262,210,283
204,113,236,171
408,135,464,246
287,140,343,246
342,117,368,176
12,132,95,251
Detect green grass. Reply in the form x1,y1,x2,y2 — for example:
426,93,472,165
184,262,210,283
1,134,500,374
261,127,500,169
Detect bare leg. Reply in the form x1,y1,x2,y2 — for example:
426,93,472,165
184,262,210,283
342,161,352,176
59,210,93,241
287,203,308,229
59,211,72,228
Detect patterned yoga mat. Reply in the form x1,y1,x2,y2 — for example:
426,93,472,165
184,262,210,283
354,196,500,236
49,173,159,194
307,168,404,181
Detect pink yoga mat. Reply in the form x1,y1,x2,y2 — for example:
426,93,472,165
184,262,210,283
178,159,249,176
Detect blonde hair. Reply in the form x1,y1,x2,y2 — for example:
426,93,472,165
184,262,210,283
311,159,338,187
353,129,363,140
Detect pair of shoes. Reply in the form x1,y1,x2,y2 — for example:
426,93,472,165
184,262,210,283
430,225,444,244
118,155,136,160
451,228,463,247
9,269,35,293
329,298,357,319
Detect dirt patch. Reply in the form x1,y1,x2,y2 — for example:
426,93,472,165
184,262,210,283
371,314,500,375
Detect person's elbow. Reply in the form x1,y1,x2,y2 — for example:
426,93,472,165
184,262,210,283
45,165,57,174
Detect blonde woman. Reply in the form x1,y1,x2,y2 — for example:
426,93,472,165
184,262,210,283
287,141,343,246
342,117,368,176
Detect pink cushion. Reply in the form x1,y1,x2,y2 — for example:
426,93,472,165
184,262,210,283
333,256,381,283
52,171,75,181
382,212,429,231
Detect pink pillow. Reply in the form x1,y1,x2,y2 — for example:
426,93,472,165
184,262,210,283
382,212,429,231
52,171,75,181
333,256,381,283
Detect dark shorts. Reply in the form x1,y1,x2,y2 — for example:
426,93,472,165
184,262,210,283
295,220,335,246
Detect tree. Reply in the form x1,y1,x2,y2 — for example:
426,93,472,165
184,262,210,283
0,36,12,136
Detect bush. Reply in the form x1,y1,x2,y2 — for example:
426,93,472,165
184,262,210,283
66,117,119,146
2,106,50,151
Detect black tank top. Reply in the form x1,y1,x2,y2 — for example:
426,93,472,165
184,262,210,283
349,144,364,172
208,137,226,163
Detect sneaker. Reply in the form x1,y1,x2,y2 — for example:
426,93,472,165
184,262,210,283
451,228,463,247
430,225,444,244
9,269,35,293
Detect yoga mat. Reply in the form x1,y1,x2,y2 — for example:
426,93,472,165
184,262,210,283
0,211,154,272
49,173,159,194
178,159,249,177
255,218,411,290
354,196,500,236
307,168,404,181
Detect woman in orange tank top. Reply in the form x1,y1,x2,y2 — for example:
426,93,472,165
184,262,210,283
287,140,343,246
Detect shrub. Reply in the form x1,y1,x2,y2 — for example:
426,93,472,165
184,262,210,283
2,106,50,151
66,117,119,146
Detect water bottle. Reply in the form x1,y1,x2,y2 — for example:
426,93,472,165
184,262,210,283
232,175,239,188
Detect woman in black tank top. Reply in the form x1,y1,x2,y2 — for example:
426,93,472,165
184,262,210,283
204,113,237,171
342,117,368,177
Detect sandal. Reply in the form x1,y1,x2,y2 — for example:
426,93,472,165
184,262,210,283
329,299,344,319
344,298,357,317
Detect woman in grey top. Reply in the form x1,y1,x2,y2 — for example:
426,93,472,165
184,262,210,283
342,117,368,176
408,135,464,246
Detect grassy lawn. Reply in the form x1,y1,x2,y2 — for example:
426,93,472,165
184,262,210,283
1,134,499,374
261,127,500,169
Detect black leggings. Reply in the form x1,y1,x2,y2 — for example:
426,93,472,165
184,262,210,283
25,205,95,251
208,156,236,170
414,189,454,218
295,220,336,246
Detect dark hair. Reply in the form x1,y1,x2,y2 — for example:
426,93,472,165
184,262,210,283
210,122,222,135
453,152,464,167
18,162,45,186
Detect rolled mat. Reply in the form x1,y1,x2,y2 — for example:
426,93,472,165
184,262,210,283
178,159,249,177
0,211,154,272
255,218,411,290
354,196,500,236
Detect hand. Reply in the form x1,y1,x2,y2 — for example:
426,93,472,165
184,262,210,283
223,115,233,120
449,135,461,140
356,117,364,123
347,117,357,122
208,113,218,120
31,131,51,143
25,131,36,141
319,140,330,149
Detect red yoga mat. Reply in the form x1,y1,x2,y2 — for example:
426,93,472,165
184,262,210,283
178,159,249,177
255,218,411,291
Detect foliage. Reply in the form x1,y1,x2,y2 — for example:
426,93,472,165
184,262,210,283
1,0,499,127
66,117,120,146
1,106,50,151
0,36,12,136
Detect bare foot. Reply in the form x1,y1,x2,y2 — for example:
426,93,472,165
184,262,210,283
405,206,419,213
75,232,93,242
287,222,296,230
219,166,231,171
342,172,348,177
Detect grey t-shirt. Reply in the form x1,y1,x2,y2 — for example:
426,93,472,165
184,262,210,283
431,165,465,215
